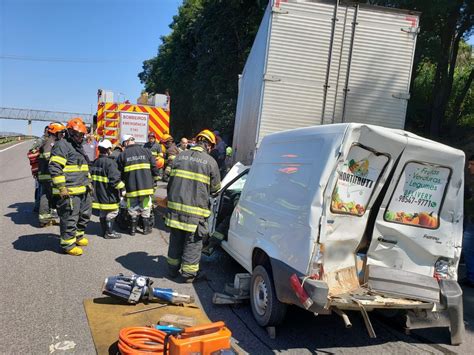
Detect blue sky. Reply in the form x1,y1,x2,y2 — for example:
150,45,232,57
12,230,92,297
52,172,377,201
0,1,472,136
0,0,182,136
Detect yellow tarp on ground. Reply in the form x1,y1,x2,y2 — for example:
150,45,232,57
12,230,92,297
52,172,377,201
83,297,210,355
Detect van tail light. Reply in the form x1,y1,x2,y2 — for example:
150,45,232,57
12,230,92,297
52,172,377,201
290,274,313,309
434,258,449,281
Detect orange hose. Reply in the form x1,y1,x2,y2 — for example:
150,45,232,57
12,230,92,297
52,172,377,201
118,327,168,354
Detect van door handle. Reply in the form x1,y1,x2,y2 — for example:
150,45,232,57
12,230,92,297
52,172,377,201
257,218,266,235
378,236,397,245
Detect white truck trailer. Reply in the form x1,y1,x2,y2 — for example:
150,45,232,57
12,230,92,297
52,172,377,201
233,0,420,165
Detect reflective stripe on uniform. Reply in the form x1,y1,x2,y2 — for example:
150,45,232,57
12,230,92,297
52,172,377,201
92,202,119,210
115,181,125,189
60,236,76,247
52,185,87,195
166,257,180,266
167,201,210,217
181,263,199,273
50,156,67,166
38,173,51,181
92,175,109,183
151,152,158,156
52,175,66,184
124,163,151,172
75,230,84,237
125,189,155,198
164,217,198,233
39,152,51,159
63,165,89,173
170,169,210,184
168,155,176,161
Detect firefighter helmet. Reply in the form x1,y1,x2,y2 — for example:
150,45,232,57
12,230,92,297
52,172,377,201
47,122,66,134
98,139,113,149
156,157,165,169
66,117,87,134
196,129,216,146
161,133,173,143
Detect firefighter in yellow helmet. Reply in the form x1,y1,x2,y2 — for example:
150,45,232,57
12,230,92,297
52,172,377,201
165,129,221,283
161,134,180,182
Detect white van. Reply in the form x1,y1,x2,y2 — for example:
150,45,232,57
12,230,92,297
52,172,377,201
211,123,465,344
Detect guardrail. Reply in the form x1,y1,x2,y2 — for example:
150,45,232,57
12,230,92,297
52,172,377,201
0,136,33,145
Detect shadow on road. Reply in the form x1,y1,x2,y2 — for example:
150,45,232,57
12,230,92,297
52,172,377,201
5,202,39,227
12,233,62,254
115,252,169,279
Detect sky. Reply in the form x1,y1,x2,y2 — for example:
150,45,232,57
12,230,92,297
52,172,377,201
0,1,472,136
0,0,182,136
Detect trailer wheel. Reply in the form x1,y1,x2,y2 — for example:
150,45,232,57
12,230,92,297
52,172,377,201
250,265,287,327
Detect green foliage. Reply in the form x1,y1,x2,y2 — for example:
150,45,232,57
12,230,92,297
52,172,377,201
139,0,266,139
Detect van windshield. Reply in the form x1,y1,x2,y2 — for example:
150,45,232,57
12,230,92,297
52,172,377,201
331,144,389,216
384,162,451,229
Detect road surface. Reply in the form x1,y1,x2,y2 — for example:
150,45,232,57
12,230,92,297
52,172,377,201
1,141,472,354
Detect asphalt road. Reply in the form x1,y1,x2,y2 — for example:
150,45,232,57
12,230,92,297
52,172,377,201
1,141,473,354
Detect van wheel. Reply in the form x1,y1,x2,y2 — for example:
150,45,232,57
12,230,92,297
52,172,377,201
250,265,287,327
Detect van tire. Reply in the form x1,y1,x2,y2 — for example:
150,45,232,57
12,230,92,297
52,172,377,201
250,265,287,327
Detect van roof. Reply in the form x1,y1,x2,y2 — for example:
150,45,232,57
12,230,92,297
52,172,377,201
262,123,464,158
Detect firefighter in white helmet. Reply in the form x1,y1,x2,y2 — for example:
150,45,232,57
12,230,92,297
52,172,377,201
91,139,125,239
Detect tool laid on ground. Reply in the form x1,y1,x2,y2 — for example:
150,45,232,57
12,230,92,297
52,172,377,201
118,321,233,355
122,304,169,316
102,274,194,305
213,273,251,305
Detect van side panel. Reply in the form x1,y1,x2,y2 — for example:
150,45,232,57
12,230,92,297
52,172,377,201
228,127,346,275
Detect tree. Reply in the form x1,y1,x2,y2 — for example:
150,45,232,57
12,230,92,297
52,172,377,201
370,0,473,138
139,0,266,140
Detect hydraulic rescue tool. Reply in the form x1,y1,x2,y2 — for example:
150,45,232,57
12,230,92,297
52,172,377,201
102,274,194,305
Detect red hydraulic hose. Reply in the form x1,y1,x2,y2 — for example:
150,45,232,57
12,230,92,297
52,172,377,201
118,327,168,354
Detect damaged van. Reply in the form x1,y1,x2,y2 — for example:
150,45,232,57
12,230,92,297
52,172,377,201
211,123,465,344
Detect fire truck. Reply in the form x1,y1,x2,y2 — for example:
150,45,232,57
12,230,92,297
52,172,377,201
95,89,170,144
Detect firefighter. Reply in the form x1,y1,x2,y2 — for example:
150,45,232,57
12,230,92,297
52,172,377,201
37,122,66,226
144,132,164,179
91,139,125,239
161,134,180,182
165,129,221,283
49,117,92,256
117,134,160,236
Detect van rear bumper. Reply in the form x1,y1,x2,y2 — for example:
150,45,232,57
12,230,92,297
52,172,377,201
270,258,330,314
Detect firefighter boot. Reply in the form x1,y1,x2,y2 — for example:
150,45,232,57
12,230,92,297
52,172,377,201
99,217,107,238
105,220,122,239
66,246,83,256
76,237,89,246
202,231,224,256
142,218,152,235
130,217,138,236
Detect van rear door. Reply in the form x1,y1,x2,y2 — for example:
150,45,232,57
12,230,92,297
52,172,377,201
366,136,464,302
317,125,406,295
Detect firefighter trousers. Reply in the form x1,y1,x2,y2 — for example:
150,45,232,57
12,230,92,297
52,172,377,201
167,219,208,278
57,193,92,251
38,181,54,224
127,196,152,219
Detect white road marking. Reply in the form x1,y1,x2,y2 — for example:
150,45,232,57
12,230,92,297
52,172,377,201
0,141,26,152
